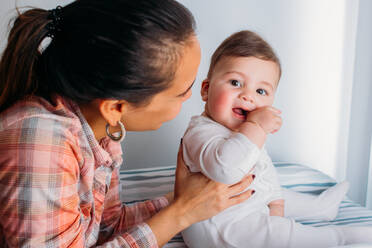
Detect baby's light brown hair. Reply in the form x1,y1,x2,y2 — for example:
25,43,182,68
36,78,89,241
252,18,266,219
207,30,281,81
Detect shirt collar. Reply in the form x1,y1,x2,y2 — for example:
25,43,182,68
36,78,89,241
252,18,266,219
66,98,123,169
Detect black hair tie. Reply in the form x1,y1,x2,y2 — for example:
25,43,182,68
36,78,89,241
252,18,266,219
46,5,63,38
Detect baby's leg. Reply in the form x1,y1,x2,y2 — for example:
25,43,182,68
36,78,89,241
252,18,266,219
182,219,234,248
214,213,372,248
282,181,349,221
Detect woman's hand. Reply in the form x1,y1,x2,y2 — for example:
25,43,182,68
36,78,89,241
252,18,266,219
173,141,255,228
164,191,174,204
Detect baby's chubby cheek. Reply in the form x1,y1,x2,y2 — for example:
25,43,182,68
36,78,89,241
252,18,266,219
209,91,232,117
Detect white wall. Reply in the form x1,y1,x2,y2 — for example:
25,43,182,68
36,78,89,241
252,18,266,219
1,0,371,206
367,137,372,210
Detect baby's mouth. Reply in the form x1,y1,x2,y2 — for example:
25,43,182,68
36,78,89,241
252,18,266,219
232,108,248,119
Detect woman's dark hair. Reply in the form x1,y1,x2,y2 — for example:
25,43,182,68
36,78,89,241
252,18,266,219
207,30,281,80
0,0,196,112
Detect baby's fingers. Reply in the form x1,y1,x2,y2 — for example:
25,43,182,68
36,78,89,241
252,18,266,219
271,116,282,134
266,106,282,115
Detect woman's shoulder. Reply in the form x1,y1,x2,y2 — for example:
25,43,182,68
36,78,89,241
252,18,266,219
0,95,82,143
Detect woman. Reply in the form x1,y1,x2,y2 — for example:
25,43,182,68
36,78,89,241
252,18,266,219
0,0,254,247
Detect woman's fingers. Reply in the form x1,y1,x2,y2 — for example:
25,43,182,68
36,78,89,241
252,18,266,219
224,174,255,207
174,140,209,200
174,140,190,198
175,140,190,181
172,170,255,224
228,174,255,195
228,189,255,207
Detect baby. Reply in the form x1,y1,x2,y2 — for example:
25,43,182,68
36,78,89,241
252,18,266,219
181,30,372,247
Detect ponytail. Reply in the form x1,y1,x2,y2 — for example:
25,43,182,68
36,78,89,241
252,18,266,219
0,8,49,112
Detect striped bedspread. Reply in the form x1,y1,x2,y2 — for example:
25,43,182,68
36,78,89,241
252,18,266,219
119,162,372,248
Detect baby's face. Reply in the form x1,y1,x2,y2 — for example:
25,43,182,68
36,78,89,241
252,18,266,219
202,56,280,131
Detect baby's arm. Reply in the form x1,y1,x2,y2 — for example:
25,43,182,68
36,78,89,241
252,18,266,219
183,122,261,185
238,121,266,148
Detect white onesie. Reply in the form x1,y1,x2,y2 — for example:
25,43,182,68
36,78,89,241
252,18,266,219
181,115,358,248
183,115,282,209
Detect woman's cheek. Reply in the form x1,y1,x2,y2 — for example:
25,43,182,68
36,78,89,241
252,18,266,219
168,102,183,120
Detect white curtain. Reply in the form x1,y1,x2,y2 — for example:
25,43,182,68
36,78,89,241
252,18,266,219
366,137,372,210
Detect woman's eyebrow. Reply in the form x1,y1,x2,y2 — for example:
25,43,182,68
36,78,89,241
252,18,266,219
177,80,195,97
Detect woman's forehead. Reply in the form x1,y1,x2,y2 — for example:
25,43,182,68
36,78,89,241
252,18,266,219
166,38,201,94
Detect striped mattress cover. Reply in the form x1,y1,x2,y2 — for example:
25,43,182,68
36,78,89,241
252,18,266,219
119,162,372,248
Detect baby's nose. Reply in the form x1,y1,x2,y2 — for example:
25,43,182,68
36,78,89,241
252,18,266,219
240,93,255,104
240,93,256,110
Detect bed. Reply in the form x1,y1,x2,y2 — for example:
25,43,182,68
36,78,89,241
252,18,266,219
119,162,372,248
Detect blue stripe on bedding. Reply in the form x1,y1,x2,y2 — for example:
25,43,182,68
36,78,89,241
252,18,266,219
119,162,372,248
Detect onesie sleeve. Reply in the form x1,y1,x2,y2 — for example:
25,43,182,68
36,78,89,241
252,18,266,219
259,148,283,204
183,120,261,185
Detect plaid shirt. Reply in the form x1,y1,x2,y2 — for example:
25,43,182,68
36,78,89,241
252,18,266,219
0,95,168,247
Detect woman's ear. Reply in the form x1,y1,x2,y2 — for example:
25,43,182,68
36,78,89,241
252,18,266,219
201,79,210,102
98,99,127,126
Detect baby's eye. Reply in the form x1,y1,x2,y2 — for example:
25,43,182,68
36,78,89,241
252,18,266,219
230,80,242,87
256,88,267,96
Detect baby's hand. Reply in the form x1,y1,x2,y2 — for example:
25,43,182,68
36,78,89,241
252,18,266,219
246,106,282,134
268,199,285,217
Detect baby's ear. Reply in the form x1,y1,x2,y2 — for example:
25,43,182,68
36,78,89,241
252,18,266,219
201,79,209,102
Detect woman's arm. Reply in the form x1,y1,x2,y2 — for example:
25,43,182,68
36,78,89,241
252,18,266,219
98,167,169,244
0,118,178,248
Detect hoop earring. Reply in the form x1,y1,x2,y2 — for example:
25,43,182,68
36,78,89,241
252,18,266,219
106,120,126,142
